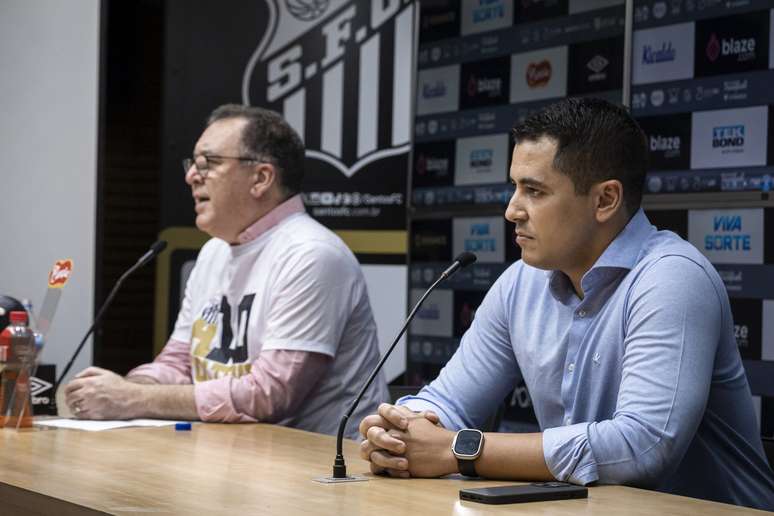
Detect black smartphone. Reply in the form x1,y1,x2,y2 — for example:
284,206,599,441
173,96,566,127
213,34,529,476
459,482,588,504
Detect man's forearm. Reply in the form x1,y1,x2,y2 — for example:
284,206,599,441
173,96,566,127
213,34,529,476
130,384,199,420
474,432,554,480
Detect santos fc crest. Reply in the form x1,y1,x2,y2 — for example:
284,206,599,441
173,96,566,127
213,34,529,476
242,0,416,178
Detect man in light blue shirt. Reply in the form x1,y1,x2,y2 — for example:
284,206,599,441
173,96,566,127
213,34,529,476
359,98,774,510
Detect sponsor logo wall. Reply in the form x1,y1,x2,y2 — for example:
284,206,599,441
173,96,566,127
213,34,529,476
411,219,452,262
730,298,763,360
454,133,509,185
515,0,567,23
410,288,453,337
453,217,505,263
510,46,568,103
694,12,769,78
770,9,774,70
638,114,691,170
568,0,623,14
568,36,624,95
632,23,695,85
417,65,460,115
461,0,513,36
763,299,774,361
687,208,764,265
413,141,455,188
460,56,510,110
419,1,459,42
690,106,768,170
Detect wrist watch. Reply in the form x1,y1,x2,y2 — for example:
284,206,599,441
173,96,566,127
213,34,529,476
451,429,484,477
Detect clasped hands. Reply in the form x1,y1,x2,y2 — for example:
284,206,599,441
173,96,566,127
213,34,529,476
359,403,459,478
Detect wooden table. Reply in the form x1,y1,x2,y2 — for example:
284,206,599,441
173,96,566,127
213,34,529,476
0,423,766,515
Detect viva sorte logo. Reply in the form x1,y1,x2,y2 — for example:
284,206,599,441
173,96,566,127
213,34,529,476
243,0,414,178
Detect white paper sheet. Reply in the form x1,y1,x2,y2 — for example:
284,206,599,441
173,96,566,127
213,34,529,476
34,418,183,431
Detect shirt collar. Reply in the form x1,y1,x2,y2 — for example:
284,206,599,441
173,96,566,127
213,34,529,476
235,194,305,245
589,208,655,271
547,209,655,302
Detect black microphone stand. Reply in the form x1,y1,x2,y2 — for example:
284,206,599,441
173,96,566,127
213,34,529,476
54,242,166,392
330,252,476,480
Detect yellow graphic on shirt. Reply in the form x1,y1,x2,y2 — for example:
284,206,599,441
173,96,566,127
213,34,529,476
190,318,252,382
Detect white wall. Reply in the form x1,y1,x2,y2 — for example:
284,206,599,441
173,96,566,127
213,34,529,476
0,1,100,383
362,265,407,383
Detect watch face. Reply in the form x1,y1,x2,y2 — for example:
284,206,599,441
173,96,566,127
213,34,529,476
454,429,482,457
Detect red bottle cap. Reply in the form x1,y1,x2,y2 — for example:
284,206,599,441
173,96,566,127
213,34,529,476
9,311,27,324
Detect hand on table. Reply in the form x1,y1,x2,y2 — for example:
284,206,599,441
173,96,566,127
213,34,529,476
63,367,142,420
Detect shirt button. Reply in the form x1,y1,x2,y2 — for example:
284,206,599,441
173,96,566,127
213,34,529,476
565,417,572,425
568,363,575,373
577,310,586,318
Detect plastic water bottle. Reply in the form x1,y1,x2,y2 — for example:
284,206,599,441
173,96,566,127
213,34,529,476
0,311,35,428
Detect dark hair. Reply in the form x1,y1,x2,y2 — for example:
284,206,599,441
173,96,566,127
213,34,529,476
512,97,648,213
207,104,305,196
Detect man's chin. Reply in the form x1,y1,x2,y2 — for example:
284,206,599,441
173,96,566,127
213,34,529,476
520,253,549,270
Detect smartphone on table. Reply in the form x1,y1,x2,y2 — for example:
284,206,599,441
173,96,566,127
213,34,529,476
459,481,588,504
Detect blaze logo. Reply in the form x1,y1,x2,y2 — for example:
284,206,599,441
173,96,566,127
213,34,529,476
242,0,415,178
526,60,551,88
48,259,73,289
706,33,720,62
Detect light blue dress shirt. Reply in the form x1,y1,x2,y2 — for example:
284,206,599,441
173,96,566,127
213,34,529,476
400,209,774,510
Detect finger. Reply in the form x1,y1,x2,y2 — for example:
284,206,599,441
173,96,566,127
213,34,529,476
63,380,86,397
366,426,406,454
360,439,378,461
369,450,408,471
359,414,397,438
377,403,409,430
75,366,107,379
421,410,441,425
370,461,387,475
385,468,411,479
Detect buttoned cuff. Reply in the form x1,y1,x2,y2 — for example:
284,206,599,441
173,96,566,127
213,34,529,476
542,422,599,485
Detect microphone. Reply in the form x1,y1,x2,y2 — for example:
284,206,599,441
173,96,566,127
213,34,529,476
55,240,167,390
328,252,477,481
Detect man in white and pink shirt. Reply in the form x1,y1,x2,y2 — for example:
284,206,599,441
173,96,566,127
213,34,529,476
63,105,388,439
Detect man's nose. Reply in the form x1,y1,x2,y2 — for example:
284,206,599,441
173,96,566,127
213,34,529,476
505,193,527,223
185,165,201,186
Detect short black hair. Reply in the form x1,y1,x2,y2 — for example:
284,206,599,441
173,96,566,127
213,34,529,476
512,97,648,213
207,104,305,196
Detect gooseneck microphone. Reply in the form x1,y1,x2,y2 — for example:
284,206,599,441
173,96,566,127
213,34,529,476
330,252,477,480
55,240,168,390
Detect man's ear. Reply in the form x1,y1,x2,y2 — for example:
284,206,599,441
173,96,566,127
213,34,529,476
250,163,277,199
593,179,624,223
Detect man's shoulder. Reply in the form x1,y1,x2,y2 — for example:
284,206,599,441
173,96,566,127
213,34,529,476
630,230,724,298
637,230,713,274
270,214,360,268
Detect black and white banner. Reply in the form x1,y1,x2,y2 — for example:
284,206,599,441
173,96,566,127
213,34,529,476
242,0,416,232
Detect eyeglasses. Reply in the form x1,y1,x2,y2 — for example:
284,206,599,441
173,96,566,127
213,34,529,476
182,154,257,179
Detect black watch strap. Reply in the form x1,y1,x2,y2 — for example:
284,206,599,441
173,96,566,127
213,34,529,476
457,458,478,477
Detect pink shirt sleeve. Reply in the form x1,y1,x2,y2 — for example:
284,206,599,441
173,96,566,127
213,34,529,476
193,349,332,423
126,338,192,385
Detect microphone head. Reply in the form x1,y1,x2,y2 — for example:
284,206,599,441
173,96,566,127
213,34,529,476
455,252,477,268
150,240,168,255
